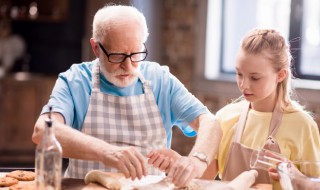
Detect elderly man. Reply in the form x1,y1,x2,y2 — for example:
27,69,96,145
32,4,222,187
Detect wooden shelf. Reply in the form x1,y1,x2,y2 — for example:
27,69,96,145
0,0,69,23
0,15,68,23
0,75,56,166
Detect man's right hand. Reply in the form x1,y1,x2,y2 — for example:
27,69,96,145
101,145,148,180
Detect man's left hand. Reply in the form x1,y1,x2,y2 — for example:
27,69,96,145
166,156,207,187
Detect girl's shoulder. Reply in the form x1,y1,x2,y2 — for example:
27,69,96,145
283,107,317,127
218,100,246,112
216,100,246,119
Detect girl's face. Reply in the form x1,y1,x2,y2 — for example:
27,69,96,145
235,49,280,111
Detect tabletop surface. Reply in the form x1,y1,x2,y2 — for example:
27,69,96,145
0,172,271,190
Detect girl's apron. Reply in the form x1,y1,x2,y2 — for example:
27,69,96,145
65,63,167,178
222,100,283,184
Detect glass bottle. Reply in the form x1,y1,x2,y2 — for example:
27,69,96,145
35,106,62,190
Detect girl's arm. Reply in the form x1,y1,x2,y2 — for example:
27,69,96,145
201,159,219,180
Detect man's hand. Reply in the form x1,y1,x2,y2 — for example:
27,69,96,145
147,149,181,173
101,145,148,180
166,156,207,187
269,161,305,182
33,113,148,181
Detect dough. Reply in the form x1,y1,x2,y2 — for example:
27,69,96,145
227,170,258,190
84,170,122,190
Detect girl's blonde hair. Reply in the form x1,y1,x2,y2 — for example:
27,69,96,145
238,28,307,114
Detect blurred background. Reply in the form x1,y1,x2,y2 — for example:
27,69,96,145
0,0,319,168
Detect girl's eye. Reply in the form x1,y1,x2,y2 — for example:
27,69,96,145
236,73,242,77
251,77,259,81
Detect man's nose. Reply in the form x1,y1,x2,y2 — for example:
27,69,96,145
120,57,133,71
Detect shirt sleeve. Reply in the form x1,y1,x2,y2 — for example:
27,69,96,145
143,62,209,138
40,63,92,130
299,121,320,161
41,73,75,126
167,70,209,136
279,112,320,163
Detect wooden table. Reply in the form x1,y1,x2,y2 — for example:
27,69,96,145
0,172,271,190
0,173,103,190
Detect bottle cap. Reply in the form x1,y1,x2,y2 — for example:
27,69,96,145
45,106,53,127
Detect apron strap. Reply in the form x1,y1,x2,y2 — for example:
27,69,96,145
267,88,284,137
138,72,152,94
92,61,100,92
234,101,250,143
262,96,283,153
268,104,283,137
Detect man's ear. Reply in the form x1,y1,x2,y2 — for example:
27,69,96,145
277,69,287,82
90,38,99,58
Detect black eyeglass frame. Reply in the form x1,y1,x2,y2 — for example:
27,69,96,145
98,42,148,63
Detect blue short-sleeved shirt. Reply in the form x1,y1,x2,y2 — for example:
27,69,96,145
41,59,208,147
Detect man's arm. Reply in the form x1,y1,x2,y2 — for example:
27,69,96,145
166,113,222,187
188,114,221,165
32,112,148,180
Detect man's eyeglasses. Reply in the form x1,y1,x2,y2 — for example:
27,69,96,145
98,43,148,63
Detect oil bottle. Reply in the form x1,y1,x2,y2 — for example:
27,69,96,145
35,106,62,190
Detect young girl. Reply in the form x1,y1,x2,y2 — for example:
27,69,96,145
147,28,320,189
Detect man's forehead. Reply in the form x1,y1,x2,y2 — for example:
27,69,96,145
103,29,144,48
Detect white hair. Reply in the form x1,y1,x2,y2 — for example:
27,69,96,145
92,5,149,43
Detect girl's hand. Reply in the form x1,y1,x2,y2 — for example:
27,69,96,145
268,161,305,181
268,167,280,181
147,149,181,173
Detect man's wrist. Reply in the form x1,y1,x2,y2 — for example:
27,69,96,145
191,152,209,166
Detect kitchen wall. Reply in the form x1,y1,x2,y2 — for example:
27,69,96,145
161,0,200,155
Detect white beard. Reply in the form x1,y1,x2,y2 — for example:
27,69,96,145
100,64,140,88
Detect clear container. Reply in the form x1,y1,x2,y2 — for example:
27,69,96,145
35,109,62,190
250,148,287,171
